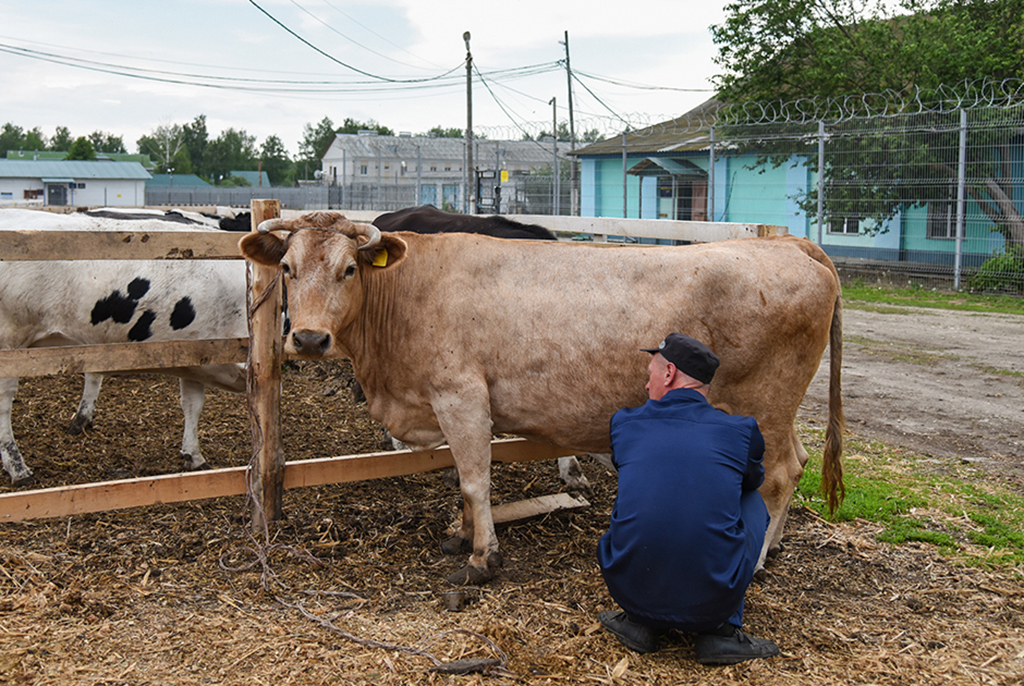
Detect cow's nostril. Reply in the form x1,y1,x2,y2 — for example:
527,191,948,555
291,330,330,356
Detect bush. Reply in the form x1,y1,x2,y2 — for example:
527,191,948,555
967,246,1024,294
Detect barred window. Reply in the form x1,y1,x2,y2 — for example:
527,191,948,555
927,187,956,239
829,216,860,235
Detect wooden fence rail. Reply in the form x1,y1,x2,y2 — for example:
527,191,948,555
0,204,785,526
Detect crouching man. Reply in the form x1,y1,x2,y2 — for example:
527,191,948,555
597,333,780,665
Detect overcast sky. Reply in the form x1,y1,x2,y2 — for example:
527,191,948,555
1,0,726,155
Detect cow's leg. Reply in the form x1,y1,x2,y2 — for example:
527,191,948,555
0,377,33,486
68,373,104,435
179,378,209,470
765,428,811,558
434,395,499,585
557,455,591,493
756,425,805,571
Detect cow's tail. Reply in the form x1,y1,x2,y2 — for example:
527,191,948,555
820,290,846,514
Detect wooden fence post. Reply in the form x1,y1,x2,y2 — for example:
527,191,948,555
248,199,284,533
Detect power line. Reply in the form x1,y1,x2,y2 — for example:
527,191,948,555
284,0,431,71
247,0,460,83
571,72,632,130
573,68,714,93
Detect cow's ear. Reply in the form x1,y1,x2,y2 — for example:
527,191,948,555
360,233,407,270
239,232,287,266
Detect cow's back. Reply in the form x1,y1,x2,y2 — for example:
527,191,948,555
355,233,839,453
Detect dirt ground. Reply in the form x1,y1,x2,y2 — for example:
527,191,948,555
802,302,1024,483
2,302,1024,685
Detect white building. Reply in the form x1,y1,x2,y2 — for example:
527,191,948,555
0,160,151,207
320,131,569,213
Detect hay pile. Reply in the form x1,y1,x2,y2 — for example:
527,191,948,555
2,363,1023,684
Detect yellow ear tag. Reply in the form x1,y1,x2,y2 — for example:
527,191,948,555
372,248,388,267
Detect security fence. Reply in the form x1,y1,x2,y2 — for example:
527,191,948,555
586,80,1024,293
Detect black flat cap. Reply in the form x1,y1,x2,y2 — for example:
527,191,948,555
642,333,720,384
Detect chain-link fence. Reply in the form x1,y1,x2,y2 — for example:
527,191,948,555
145,185,330,211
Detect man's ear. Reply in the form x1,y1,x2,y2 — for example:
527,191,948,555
239,232,287,266
358,233,407,270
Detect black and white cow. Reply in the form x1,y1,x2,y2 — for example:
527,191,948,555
0,208,249,486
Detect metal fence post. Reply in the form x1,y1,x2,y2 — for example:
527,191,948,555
708,125,715,222
817,119,825,246
954,108,968,290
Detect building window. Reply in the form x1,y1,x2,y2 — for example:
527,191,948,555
360,164,368,175
927,189,956,239
829,216,860,235
444,164,451,172
430,164,437,172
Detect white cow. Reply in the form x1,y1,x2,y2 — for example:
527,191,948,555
0,208,248,486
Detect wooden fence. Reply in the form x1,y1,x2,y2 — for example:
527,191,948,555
0,202,784,527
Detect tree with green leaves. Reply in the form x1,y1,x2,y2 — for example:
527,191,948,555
259,134,292,186
297,116,338,181
49,126,73,152
0,123,48,157
65,137,97,160
181,116,209,179
337,117,394,136
711,0,1024,250
426,125,463,138
204,128,257,184
87,131,126,154
137,123,187,173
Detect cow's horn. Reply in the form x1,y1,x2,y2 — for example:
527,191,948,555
257,218,290,234
354,223,381,251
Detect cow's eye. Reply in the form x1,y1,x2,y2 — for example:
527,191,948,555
343,264,357,279
280,262,292,276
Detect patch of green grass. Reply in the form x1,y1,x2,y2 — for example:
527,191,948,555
796,427,1024,569
842,282,1024,315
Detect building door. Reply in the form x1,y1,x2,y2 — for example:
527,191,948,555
46,184,68,206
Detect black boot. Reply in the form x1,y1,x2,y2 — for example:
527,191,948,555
694,624,779,665
597,610,661,654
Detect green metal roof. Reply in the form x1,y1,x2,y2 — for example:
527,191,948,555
0,160,151,180
5,150,155,167
229,170,271,186
147,173,211,187
571,98,724,157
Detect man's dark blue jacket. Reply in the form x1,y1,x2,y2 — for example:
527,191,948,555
597,387,769,630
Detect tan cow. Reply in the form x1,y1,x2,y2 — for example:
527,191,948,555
240,212,844,585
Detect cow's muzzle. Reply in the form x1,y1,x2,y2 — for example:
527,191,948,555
290,329,332,358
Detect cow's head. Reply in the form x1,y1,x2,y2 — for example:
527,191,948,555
238,211,407,358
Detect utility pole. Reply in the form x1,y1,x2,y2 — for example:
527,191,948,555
464,31,474,214
561,30,578,215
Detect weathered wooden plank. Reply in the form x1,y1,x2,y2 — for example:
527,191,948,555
0,338,249,378
506,215,786,242
248,200,285,531
0,438,579,523
491,493,590,525
0,230,244,261
281,438,578,490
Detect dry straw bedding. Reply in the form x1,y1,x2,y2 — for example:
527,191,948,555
2,362,1023,685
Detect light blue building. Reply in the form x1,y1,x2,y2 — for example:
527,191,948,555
571,99,1015,272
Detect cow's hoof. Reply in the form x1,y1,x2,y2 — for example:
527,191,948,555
66,416,93,435
486,550,504,569
447,563,493,586
440,467,460,489
441,535,473,555
11,471,34,488
181,454,210,471
753,567,768,583
766,543,783,560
